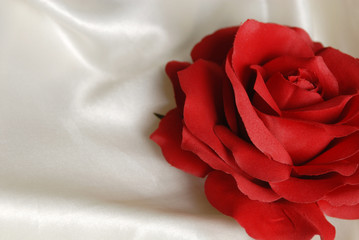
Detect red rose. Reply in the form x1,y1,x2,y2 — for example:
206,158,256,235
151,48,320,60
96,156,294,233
151,19,359,240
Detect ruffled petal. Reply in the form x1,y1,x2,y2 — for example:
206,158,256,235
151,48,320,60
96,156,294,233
347,168,359,185
205,171,335,240
191,26,238,64
183,126,280,202
294,160,358,177
181,125,233,172
214,125,291,182
270,175,344,203
232,19,314,88
231,171,281,202
179,59,229,160
150,109,211,177
322,185,359,206
318,200,359,219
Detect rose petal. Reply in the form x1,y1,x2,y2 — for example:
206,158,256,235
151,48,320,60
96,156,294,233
318,200,359,219
183,126,280,202
191,26,238,64
205,171,335,240
214,125,291,182
322,185,359,206
179,59,229,160
318,47,359,94
275,166,359,203
270,174,344,203
232,19,314,88
263,55,339,99
251,65,281,115
265,72,323,110
257,111,357,165
231,171,281,202
282,94,354,124
226,50,292,165
339,95,359,126
150,108,211,177
344,151,359,164
181,125,234,171
290,27,324,53
346,168,359,185
165,61,191,112
294,160,358,177
222,71,239,133
309,132,359,165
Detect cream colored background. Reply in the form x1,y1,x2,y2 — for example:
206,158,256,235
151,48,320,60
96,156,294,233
1,0,359,239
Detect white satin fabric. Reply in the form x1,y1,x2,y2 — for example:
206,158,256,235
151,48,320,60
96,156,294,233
1,0,359,239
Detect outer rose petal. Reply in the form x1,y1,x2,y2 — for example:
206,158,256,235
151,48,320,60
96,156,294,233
293,160,358,177
182,126,280,202
150,109,211,177
179,59,239,166
181,125,235,172
318,200,359,219
191,26,238,64
270,174,344,203
165,61,191,112
290,27,324,53
318,47,359,94
232,19,314,88
347,168,359,185
205,171,335,240
322,185,359,206
214,125,291,182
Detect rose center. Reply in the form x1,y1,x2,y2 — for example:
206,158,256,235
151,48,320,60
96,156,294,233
285,68,320,93
288,76,316,90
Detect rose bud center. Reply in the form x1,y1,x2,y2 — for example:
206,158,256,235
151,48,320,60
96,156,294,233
286,68,321,93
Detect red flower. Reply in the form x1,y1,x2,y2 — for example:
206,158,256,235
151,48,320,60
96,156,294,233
151,19,359,240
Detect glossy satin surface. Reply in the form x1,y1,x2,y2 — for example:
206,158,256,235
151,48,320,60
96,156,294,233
1,0,359,239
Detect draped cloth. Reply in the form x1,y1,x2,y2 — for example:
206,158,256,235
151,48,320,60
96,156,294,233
1,0,359,239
